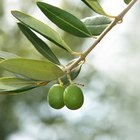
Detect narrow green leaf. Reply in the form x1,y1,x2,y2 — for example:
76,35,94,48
37,2,91,38
0,86,35,95
82,0,107,16
124,0,131,4
0,51,19,60
17,23,60,65
0,77,37,93
0,86,37,95
0,89,13,95
0,58,64,81
11,10,72,53
81,16,112,36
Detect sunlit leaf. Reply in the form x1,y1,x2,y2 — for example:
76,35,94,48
11,11,72,53
124,0,132,4
81,15,112,36
0,77,37,94
18,23,60,65
37,2,91,38
82,0,107,16
0,58,64,81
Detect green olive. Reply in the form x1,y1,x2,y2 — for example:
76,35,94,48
47,84,65,109
64,85,84,110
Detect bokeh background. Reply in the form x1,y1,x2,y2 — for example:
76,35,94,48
0,0,140,140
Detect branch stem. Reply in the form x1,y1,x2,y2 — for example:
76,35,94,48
66,0,138,72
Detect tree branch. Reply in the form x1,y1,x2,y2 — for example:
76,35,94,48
66,0,138,72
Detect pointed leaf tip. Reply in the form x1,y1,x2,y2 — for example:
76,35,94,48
124,0,132,4
82,0,107,16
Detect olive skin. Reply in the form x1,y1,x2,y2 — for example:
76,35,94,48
64,85,84,110
47,84,65,109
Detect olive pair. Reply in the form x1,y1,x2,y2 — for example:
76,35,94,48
47,84,84,110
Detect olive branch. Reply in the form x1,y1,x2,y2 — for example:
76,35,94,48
66,0,138,72
0,0,138,109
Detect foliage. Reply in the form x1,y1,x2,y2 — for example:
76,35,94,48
0,0,139,140
0,0,137,110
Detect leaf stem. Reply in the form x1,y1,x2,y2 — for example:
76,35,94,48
65,0,138,72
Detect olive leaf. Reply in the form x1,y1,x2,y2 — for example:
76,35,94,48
0,58,64,81
0,51,19,60
81,15,112,36
18,23,60,65
0,77,37,94
81,0,108,16
124,0,132,4
0,87,35,95
37,2,91,38
11,11,72,53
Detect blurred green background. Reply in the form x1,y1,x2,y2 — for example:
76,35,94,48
0,0,140,140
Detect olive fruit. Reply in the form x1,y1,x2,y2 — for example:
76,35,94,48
64,85,84,110
47,84,65,109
